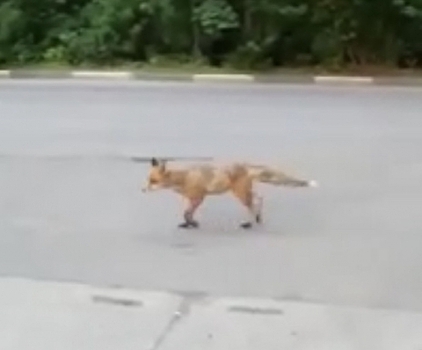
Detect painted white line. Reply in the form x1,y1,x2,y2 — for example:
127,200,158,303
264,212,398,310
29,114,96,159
0,70,11,77
71,71,133,79
193,74,254,82
314,75,374,84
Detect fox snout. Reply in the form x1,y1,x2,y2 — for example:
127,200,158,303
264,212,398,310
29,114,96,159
141,179,163,192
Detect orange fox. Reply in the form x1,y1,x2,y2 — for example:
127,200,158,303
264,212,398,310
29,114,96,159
142,157,318,229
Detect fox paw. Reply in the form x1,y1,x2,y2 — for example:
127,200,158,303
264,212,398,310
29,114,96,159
240,222,253,229
178,220,199,229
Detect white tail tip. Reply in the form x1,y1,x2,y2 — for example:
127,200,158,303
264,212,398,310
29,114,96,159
308,180,319,188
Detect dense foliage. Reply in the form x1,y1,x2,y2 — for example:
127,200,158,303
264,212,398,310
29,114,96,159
1,0,422,69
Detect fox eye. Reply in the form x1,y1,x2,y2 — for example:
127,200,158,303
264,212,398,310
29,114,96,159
150,178,158,184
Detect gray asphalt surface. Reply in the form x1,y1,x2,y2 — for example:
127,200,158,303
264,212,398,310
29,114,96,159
0,79,421,313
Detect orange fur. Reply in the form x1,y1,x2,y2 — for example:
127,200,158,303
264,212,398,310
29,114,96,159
142,158,317,229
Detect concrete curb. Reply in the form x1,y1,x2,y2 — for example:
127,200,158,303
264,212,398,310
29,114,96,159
0,70,11,78
192,73,254,82
313,75,374,84
1,277,422,350
0,69,422,86
71,70,133,79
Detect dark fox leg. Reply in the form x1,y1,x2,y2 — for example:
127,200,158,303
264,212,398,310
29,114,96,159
242,192,263,227
232,181,261,229
179,196,203,229
253,192,263,224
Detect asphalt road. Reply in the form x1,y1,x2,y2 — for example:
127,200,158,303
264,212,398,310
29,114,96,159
0,79,421,313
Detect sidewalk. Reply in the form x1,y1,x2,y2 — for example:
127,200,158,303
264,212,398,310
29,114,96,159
1,68,422,86
1,277,422,350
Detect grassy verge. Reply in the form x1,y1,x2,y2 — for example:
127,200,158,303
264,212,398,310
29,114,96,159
1,60,249,74
2,60,422,77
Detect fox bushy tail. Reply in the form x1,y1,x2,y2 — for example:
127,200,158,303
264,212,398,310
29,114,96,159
246,164,318,188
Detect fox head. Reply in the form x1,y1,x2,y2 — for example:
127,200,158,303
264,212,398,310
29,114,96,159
142,157,168,192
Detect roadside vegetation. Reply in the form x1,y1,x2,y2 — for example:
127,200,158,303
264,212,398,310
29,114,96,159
1,0,422,73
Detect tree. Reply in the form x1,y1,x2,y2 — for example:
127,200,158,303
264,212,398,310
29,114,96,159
0,0,422,69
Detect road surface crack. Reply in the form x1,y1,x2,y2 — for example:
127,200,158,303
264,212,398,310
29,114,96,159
148,291,206,350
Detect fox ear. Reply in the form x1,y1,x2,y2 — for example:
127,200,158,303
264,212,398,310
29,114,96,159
151,157,159,167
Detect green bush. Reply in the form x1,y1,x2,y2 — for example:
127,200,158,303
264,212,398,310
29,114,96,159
0,0,421,69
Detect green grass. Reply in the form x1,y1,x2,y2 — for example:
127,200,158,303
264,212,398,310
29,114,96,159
3,59,422,77
2,58,250,74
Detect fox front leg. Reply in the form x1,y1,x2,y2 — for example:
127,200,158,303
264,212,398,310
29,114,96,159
178,197,203,229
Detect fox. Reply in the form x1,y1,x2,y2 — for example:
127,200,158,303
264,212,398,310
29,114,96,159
141,157,318,229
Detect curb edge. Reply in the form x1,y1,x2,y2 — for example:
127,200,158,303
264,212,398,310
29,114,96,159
1,70,422,86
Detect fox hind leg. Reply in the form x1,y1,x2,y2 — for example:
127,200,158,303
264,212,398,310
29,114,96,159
231,180,262,229
239,191,262,229
253,192,263,224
